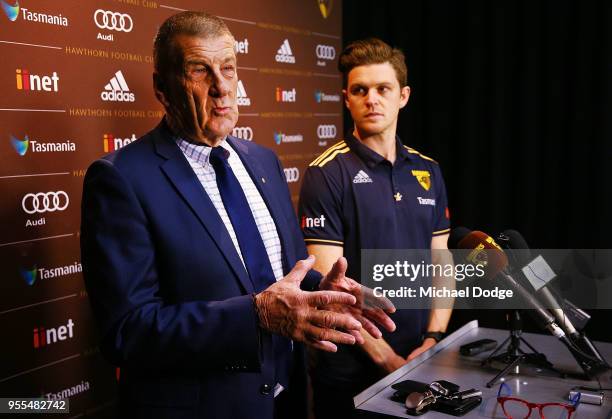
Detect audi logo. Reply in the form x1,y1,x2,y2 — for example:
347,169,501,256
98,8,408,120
316,44,336,60
94,10,134,32
317,124,337,139
284,167,300,183
22,191,69,215
232,126,254,141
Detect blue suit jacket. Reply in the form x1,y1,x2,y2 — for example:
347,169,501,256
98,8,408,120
80,121,320,419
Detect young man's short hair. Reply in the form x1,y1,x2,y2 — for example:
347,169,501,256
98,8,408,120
338,38,408,88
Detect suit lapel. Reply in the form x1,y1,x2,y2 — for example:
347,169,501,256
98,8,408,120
151,124,254,293
229,137,292,274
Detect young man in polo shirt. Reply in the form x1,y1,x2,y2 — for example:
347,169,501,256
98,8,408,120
298,38,453,418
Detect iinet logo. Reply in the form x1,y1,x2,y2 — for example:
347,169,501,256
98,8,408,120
15,68,59,92
33,318,75,349
234,38,249,54
301,215,325,229
275,87,296,102
103,133,136,152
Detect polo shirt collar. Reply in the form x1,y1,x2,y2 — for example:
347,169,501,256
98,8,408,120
345,133,414,168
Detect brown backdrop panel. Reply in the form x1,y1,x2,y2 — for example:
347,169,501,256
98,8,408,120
0,0,341,416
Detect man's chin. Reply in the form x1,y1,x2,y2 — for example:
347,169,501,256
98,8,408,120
205,120,237,140
357,122,388,137
203,128,234,143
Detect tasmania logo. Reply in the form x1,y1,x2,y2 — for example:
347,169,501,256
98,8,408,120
0,0,68,26
2,1,69,26
1,0,19,21
20,265,37,285
10,134,75,155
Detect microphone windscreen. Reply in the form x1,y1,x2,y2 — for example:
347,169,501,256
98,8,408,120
457,231,508,279
448,226,472,249
501,229,533,268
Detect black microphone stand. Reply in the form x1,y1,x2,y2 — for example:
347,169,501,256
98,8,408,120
482,310,564,388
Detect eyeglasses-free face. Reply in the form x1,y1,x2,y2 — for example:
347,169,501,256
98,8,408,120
496,382,580,419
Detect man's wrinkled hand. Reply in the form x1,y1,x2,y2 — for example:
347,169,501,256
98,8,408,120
319,257,396,344
254,255,363,352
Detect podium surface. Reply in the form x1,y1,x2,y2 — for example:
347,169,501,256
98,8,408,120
354,321,612,418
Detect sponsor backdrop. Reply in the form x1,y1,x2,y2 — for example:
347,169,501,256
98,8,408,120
0,0,341,416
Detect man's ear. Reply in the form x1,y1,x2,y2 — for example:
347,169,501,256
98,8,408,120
343,88,350,109
399,85,410,109
153,72,170,108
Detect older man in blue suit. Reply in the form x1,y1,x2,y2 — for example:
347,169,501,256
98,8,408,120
80,11,395,419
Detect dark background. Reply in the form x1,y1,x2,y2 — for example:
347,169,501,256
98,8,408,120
343,0,611,341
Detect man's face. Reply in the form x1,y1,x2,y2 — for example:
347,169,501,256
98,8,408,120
344,62,410,138
155,34,239,145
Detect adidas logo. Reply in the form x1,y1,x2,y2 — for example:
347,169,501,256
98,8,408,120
100,70,135,102
275,39,296,64
353,170,373,184
236,80,251,106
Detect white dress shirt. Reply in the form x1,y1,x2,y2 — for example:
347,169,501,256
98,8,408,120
176,136,284,282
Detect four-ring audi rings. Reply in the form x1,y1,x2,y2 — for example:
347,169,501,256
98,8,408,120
94,9,134,32
316,44,336,60
22,192,70,215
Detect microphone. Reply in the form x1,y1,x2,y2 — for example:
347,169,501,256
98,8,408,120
453,228,610,377
496,230,578,336
454,230,566,338
497,229,609,367
449,226,472,249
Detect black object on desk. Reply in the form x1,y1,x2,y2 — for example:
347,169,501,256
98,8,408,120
434,396,482,416
459,339,497,356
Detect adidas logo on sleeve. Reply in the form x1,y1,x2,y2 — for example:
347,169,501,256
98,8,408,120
353,170,373,184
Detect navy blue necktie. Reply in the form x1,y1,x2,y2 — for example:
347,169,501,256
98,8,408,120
209,146,275,292
210,146,291,388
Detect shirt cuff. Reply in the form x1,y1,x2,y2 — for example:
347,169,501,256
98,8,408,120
304,238,344,246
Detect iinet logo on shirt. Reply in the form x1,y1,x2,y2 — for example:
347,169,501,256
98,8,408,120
301,215,325,229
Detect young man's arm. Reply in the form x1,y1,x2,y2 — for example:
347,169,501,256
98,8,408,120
406,233,453,360
307,244,406,373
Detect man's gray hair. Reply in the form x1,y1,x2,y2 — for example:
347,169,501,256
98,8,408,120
153,11,234,78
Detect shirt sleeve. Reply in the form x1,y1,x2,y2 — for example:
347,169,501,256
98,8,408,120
297,166,344,247
432,164,451,236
